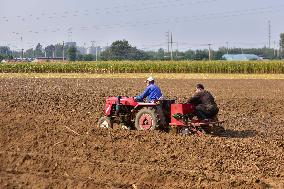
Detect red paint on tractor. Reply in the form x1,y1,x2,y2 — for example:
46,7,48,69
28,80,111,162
170,104,195,126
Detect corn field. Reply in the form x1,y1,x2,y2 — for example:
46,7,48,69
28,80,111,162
0,61,283,74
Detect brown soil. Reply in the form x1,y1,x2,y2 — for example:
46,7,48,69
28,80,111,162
0,78,283,189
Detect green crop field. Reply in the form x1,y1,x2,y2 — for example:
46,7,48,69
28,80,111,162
0,60,283,74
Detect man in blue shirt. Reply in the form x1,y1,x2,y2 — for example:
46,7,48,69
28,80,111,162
134,76,163,102
134,77,166,126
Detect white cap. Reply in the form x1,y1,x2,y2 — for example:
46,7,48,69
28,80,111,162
146,76,154,82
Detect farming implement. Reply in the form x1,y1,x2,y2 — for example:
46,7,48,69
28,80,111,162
98,96,224,135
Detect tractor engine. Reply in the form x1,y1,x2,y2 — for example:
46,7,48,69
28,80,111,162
104,96,137,116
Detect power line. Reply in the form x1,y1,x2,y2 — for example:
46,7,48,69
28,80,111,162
63,4,284,32
0,0,218,22
3,4,284,51
4,4,284,38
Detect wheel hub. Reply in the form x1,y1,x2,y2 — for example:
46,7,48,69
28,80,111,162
139,114,153,130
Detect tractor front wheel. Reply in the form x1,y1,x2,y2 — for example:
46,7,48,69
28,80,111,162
98,116,113,129
135,108,159,131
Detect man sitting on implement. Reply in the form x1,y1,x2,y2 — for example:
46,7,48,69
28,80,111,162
188,84,219,120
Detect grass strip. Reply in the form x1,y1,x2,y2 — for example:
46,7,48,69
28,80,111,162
1,73,284,79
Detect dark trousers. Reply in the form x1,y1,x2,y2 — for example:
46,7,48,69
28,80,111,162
195,105,219,120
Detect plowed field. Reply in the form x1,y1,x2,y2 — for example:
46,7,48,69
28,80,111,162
0,78,283,189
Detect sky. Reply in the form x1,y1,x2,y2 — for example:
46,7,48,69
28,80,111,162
1,0,284,51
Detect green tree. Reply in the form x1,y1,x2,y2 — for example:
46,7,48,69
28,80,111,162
0,54,4,61
53,43,68,57
0,46,11,55
100,40,151,60
45,45,55,57
54,44,62,57
35,43,44,57
0,46,13,60
127,47,150,60
194,50,209,60
212,50,224,60
280,33,284,48
83,54,95,61
144,48,164,60
77,54,95,61
157,48,166,60
25,48,35,58
67,46,77,61
184,50,195,60
77,54,83,61
109,40,131,60
280,33,284,58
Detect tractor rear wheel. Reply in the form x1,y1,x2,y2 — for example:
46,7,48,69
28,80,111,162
98,116,113,129
135,108,159,131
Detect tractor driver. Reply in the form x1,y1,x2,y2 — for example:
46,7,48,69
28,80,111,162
134,76,163,102
187,84,219,120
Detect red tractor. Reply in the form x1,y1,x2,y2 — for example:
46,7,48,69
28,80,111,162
98,96,224,135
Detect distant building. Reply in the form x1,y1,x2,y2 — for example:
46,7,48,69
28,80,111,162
222,54,261,61
77,46,87,54
87,46,101,55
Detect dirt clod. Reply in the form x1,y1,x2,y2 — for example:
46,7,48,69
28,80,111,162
0,78,283,189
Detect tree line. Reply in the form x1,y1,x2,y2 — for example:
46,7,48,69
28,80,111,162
1,33,284,61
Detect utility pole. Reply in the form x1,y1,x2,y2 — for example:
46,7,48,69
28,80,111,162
62,41,65,61
21,36,23,60
170,32,173,61
166,31,170,54
21,49,24,60
268,20,271,48
95,46,98,61
91,41,97,61
226,42,229,54
98,47,101,59
176,41,178,59
208,44,212,61
273,41,276,57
